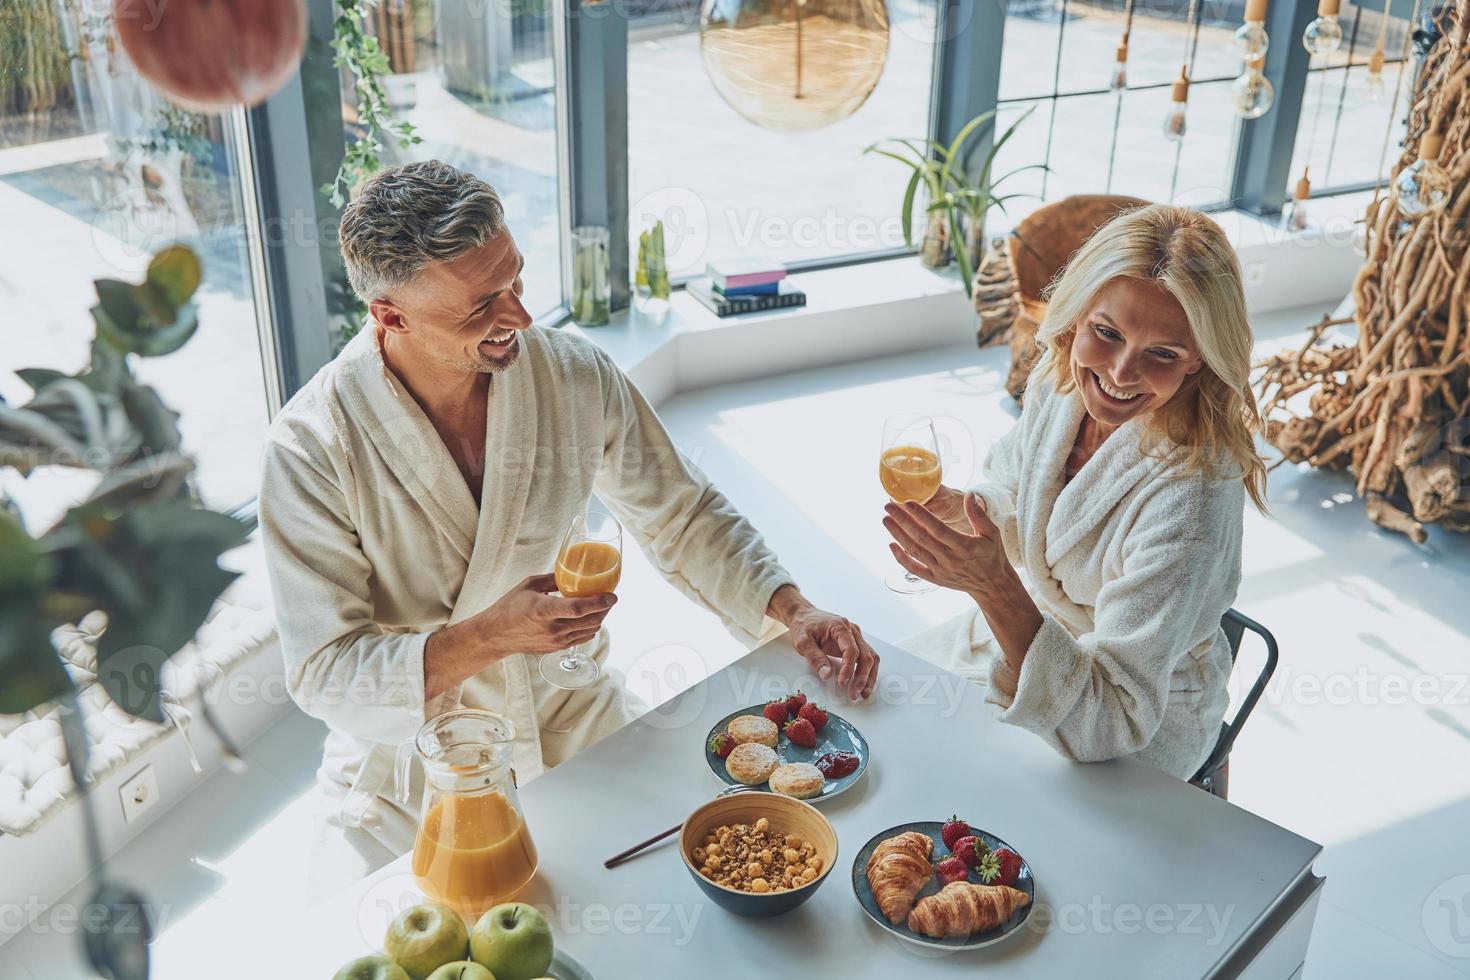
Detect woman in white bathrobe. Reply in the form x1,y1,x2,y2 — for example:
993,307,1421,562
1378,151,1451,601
886,204,1268,780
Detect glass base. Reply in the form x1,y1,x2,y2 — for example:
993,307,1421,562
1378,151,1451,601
539,647,602,689
886,570,937,595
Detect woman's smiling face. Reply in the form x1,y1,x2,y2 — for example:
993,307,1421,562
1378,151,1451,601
1068,277,1204,428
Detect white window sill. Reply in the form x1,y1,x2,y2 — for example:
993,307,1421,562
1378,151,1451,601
563,257,977,404
565,206,1364,403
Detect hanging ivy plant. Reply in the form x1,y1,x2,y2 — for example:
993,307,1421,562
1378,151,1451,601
322,0,422,207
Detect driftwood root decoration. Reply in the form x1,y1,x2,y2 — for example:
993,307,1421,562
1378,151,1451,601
973,241,1019,348
1257,4,1470,540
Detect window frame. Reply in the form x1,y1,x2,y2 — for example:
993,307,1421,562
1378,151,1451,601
1292,0,1416,199
250,0,1368,404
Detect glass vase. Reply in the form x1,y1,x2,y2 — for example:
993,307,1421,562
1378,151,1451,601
571,225,611,326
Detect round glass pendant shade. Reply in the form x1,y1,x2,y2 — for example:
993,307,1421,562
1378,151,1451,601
699,0,891,131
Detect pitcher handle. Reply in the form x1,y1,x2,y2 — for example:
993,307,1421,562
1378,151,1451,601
339,737,412,829
393,735,417,806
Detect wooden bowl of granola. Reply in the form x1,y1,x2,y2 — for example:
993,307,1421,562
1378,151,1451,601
679,792,838,917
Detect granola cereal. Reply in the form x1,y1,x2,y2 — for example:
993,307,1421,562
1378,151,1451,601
696,818,820,893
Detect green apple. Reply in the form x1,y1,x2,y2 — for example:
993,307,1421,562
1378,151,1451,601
425,964,496,980
384,902,470,980
469,903,553,980
332,956,410,980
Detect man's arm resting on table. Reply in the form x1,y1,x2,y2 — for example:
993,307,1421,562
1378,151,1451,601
766,583,881,700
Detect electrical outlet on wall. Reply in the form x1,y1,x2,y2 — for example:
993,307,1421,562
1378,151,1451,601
119,765,160,823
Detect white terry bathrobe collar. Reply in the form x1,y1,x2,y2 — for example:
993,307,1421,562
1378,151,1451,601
1017,382,1170,634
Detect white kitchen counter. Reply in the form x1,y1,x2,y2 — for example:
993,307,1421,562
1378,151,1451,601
289,634,1324,979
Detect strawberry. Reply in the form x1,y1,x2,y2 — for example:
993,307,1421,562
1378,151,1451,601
992,847,1023,888
783,691,808,717
940,815,971,852
707,732,735,758
952,835,989,868
935,856,969,886
975,852,1001,884
762,700,789,726
797,702,828,731
783,717,817,748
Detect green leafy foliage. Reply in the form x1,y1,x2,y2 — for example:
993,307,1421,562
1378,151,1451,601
865,107,1044,297
0,247,252,721
117,105,215,165
322,0,423,207
0,512,72,715
0,0,73,118
48,503,250,722
92,247,203,357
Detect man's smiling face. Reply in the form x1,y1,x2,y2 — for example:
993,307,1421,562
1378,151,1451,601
372,231,532,374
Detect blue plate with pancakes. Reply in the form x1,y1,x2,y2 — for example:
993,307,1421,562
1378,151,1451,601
704,702,869,802
851,820,1035,950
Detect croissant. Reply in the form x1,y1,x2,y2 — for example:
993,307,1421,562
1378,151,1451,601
865,832,933,924
907,882,1030,939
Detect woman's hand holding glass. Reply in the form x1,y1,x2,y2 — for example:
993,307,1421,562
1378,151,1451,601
915,484,974,534
882,491,1010,598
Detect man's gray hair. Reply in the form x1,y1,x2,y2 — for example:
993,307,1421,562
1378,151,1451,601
339,160,506,302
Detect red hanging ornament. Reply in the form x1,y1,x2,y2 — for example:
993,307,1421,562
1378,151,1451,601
112,0,307,111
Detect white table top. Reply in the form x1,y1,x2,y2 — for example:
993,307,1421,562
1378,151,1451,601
306,635,1322,978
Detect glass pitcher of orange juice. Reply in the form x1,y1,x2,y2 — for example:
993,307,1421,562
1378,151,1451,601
394,710,538,920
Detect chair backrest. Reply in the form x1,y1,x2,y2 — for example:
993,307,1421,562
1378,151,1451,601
1193,608,1279,782
1006,194,1150,321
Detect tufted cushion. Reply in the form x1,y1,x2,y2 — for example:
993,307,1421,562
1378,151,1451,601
0,558,277,836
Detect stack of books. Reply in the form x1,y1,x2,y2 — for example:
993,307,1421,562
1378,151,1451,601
687,259,807,317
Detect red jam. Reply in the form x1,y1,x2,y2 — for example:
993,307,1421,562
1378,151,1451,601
816,751,860,779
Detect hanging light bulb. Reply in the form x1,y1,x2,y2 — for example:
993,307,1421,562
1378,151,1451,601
1364,37,1387,98
1163,66,1189,141
1110,31,1129,91
1280,169,1311,232
1231,55,1275,118
1392,125,1453,218
1234,0,1270,57
1302,0,1344,55
699,0,891,131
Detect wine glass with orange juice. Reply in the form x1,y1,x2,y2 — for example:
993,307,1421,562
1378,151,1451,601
880,414,943,594
540,511,623,689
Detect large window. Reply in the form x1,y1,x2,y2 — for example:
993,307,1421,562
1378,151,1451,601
1290,0,1413,193
3,0,1403,438
0,0,270,511
331,0,566,316
626,0,941,277
990,0,1245,232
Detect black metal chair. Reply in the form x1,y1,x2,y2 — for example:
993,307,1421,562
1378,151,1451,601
1190,609,1279,799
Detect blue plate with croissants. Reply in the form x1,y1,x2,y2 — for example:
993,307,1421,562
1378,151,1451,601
850,820,1035,950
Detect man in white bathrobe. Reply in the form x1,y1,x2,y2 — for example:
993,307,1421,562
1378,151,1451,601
259,161,879,895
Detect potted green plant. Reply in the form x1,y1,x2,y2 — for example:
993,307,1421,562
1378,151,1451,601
1,245,250,979
865,105,1044,296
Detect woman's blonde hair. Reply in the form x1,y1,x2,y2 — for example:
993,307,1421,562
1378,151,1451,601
1032,203,1269,511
